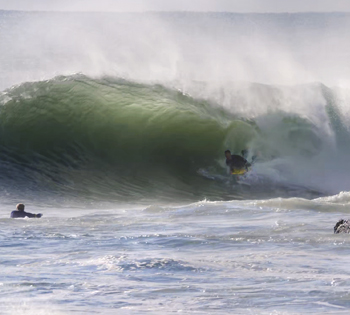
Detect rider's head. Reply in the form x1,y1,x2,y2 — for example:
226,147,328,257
16,203,25,212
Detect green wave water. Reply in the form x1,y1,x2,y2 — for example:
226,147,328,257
0,75,347,202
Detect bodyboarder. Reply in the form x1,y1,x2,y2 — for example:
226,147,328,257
10,203,42,218
225,150,251,174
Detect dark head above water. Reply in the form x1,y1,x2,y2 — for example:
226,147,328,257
225,149,249,159
17,203,25,211
334,219,350,234
225,150,231,159
10,203,42,219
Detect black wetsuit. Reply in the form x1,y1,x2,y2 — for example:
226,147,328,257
226,154,250,171
334,219,350,234
10,210,41,218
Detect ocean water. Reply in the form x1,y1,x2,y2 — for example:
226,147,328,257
1,10,350,314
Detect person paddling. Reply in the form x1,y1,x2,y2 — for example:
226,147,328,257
10,203,42,218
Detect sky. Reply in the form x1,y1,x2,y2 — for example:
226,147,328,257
1,0,350,13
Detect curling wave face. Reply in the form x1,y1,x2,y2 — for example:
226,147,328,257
0,75,349,202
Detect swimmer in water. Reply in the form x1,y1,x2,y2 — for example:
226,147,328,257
10,203,42,218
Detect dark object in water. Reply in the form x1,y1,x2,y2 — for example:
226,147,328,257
334,219,350,234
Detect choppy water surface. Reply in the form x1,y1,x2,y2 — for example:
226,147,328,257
1,196,350,314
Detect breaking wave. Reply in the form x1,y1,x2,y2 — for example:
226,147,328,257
0,74,349,202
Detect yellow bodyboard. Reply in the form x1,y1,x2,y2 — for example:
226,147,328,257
231,168,249,175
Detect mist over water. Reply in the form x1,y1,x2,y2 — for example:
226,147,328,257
2,11,350,88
